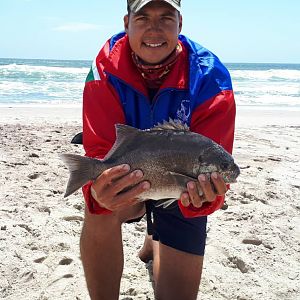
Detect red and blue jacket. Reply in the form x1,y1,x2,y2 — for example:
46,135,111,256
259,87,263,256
82,32,236,218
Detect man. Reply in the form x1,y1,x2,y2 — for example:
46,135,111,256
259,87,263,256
80,0,236,299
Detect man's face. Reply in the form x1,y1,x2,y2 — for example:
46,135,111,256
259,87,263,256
124,1,182,65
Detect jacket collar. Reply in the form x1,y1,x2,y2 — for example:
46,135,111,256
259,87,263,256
102,34,189,96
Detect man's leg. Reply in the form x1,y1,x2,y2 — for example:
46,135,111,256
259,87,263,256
153,242,204,300
80,203,145,300
138,234,154,263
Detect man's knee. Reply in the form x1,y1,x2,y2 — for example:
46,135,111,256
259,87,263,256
80,208,121,243
153,243,203,300
83,202,145,224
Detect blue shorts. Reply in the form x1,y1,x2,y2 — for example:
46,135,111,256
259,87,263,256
148,201,207,256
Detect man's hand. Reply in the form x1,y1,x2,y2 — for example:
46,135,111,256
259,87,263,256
180,172,227,208
90,164,151,211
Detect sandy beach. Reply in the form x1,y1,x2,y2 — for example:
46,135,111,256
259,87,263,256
0,106,299,300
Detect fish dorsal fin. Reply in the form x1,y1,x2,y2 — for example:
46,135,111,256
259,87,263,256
115,123,140,138
152,118,190,131
103,124,140,160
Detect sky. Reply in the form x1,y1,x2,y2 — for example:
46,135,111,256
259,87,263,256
0,0,300,63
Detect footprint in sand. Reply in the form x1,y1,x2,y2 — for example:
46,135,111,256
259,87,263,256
242,238,263,246
34,256,47,263
59,258,73,265
227,256,253,274
29,153,39,158
63,215,84,222
19,270,36,283
28,173,40,180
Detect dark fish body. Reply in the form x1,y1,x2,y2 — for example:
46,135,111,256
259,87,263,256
61,120,240,203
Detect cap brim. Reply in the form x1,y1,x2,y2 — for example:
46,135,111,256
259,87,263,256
131,0,181,13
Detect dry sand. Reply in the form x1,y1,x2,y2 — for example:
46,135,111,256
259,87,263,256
0,106,299,299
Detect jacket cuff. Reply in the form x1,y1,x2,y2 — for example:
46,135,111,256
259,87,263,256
82,181,112,215
178,195,225,218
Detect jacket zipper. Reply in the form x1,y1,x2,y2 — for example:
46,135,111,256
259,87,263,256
150,89,174,125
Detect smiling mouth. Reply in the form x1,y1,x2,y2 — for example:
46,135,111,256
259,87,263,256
144,42,165,48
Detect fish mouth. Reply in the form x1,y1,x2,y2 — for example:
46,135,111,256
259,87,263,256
222,167,240,183
234,164,241,178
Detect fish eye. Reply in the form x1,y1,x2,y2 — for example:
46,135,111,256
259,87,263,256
220,162,230,170
198,156,203,163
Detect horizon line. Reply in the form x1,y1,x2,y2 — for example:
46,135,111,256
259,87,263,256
1,57,300,65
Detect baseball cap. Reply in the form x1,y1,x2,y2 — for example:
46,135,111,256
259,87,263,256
127,0,181,13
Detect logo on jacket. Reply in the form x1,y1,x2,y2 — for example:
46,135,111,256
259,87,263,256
176,99,191,123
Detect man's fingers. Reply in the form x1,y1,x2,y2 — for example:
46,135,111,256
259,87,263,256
111,181,151,210
198,174,216,202
91,164,150,211
211,172,228,195
181,173,227,209
180,192,190,207
94,164,131,185
113,170,144,194
187,181,203,208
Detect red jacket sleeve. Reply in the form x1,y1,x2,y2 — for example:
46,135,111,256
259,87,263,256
82,73,126,214
178,90,236,218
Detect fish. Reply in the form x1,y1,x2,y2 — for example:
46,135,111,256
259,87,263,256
60,119,240,206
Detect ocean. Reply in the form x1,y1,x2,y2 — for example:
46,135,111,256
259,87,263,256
0,58,299,109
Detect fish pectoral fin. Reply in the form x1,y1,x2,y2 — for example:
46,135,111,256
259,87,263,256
168,172,203,195
168,172,197,185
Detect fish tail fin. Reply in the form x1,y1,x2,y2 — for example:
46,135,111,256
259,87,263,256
60,153,99,198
